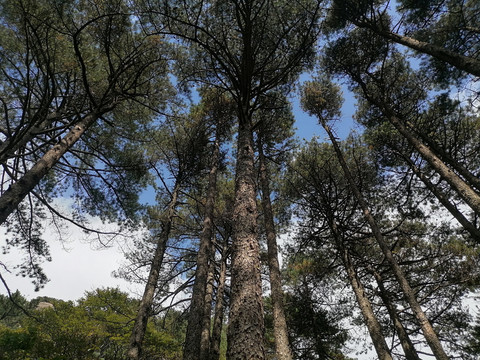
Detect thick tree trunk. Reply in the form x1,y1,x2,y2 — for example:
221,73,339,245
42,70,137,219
127,181,180,360
353,19,480,77
0,110,102,226
321,122,450,360
227,120,265,360
184,137,220,360
372,269,421,360
210,245,228,360
258,138,293,360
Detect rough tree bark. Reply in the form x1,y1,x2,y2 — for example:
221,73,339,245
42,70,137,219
127,180,180,360
0,108,108,226
184,136,220,360
258,137,293,360
210,243,228,360
227,119,265,360
200,247,216,358
321,121,449,360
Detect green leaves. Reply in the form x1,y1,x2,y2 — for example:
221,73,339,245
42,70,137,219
0,288,186,360
300,79,343,122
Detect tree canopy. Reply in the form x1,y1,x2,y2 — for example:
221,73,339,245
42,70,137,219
1,0,480,359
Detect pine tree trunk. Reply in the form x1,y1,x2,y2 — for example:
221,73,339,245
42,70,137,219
343,250,393,360
184,137,220,360
227,119,265,360
0,110,101,226
357,83,480,216
127,181,180,360
0,112,59,165
200,249,216,359
387,112,480,215
328,219,393,360
258,138,293,360
372,269,421,360
210,245,228,360
321,122,450,360
416,136,480,192
353,19,480,77
400,153,480,241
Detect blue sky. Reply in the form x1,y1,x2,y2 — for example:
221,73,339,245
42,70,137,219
293,80,359,142
1,73,360,301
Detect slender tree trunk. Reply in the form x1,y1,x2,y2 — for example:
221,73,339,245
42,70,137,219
387,112,480,215
227,119,265,360
343,249,393,360
371,269,421,360
0,109,103,226
357,81,480,215
200,247,216,359
353,19,480,77
184,137,220,360
127,181,180,360
416,135,480,192
327,218,393,360
400,152,480,241
257,137,293,360
210,244,228,360
321,122,449,360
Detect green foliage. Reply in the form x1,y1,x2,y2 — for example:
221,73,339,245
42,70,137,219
0,0,175,289
142,0,322,104
264,293,349,360
324,0,388,32
285,292,349,360
300,78,343,122
399,0,480,81
0,291,29,328
0,288,185,360
325,0,480,83
1,0,479,358
468,309,480,356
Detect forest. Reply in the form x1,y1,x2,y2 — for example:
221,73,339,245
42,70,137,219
0,0,479,359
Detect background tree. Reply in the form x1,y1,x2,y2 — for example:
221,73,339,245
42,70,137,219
126,111,210,359
0,288,185,360
135,0,323,357
326,0,480,80
0,0,173,290
254,93,297,360
183,87,235,360
301,76,450,359
284,137,394,359
322,26,480,241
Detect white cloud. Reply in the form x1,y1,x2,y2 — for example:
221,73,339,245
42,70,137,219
1,198,144,301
